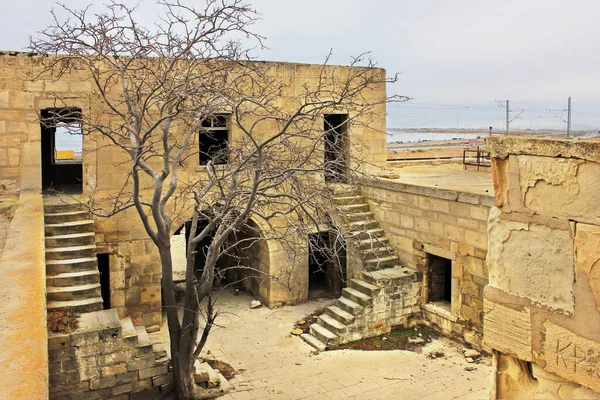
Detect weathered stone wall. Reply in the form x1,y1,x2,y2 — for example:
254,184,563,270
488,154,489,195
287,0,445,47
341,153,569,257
48,309,173,400
360,178,493,348
0,51,389,322
485,136,600,398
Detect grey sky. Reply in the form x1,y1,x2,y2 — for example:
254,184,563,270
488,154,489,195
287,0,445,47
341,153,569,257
2,0,599,129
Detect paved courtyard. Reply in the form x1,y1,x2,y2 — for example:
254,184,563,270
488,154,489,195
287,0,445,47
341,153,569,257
184,289,492,400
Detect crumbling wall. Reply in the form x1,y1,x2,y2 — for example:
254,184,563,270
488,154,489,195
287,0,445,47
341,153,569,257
360,178,493,348
485,136,600,398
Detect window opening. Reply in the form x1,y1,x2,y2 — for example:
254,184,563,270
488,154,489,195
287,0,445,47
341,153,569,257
428,253,452,308
199,115,229,165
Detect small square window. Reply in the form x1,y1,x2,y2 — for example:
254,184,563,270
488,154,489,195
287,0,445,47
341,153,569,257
199,115,229,165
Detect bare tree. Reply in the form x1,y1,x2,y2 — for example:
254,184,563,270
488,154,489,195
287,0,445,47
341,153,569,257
31,1,406,398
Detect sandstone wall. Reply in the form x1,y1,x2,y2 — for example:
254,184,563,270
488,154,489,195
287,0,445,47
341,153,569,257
0,51,389,322
360,178,493,348
485,136,600,398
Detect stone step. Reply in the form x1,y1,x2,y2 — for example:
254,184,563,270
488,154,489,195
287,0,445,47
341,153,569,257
120,317,139,346
351,229,385,240
342,287,372,307
45,232,95,248
45,220,95,236
317,314,347,335
300,333,327,352
47,270,100,287
362,266,417,285
349,279,380,297
347,219,378,231
47,297,104,313
329,185,359,196
325,305,355,325
46,257,98,274
337,203,370,213
135,325,152,349
44,210,90,224
45,245,96,261
343,211,374,223
335,297,363,315
364,255,400,270
332,195,364,206
310,323,338,346
46,283,102,302
361,245,396,259
359,236,390,249
44,202,87,214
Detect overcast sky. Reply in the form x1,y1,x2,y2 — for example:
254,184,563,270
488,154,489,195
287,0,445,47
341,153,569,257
1,0,600,130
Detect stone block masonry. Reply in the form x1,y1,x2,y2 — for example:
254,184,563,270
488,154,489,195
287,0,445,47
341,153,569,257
48,309,174,399
359,177,493,349
485,136,600,399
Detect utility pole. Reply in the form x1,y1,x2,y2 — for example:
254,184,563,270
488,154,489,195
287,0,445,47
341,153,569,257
567,97,572,138
505,100,510,136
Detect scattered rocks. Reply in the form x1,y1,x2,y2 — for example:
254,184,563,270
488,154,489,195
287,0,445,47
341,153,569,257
426,351,445,359
193,360,222,388
408,337,425,344
145,324,160,333
465,357,475,363
250,300,262,309
291,328,303,336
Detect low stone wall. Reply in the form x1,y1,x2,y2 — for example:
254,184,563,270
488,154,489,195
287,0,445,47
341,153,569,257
485,136,600,399
359,177,493,348
49,309,173,399
0,190,48,399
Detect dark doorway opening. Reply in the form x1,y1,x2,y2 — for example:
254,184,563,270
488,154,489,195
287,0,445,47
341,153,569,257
324,114,348,182
41,108,83,193
428,253,452,307
97,253,110,310
308,231,346,298
184,218,231,287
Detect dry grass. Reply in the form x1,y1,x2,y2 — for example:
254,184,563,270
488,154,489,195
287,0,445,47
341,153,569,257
47,309,80,334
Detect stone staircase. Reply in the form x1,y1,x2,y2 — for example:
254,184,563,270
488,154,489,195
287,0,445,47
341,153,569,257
301,186,420,351
44,200,104,313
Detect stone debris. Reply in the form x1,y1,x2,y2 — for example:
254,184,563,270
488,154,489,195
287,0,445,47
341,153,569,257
408,337,425,344
291,328,303,336
464,349,481,358
250,300,262,309
465,357,475,363
193,360,222,389
146,324,160,333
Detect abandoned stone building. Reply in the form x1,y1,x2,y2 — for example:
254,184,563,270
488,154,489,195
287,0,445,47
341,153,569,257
0,50,598,399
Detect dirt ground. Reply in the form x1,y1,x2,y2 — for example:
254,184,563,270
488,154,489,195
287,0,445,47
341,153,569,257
162,289,493,399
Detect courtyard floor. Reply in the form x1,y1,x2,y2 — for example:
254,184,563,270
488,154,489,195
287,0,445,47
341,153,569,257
179,289,493,400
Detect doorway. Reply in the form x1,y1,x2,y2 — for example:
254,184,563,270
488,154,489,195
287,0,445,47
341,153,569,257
97,253,110,310
428,253,452,309
324,114,348,182
41,108,83,193
308,231,346,298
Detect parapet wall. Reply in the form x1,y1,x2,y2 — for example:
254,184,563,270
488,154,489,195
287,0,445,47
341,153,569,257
485,136,600,398
360,177,493,348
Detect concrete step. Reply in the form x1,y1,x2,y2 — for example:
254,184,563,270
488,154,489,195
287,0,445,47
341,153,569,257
300,333,327,351
325,305,355,325
47,270,100,287
310,323,338,346
46,283,101,302
45,220,95,236
335,297,363,315
45,232,95,248
359,236,390,249
46,257,98,274
362,245,396,259
349,279,380,296
347,219,378,231
45,245,96,261
44,210,90,224
351,229,385,241
317,314,347,335
337,203,370,213
364,255,400,270
343,211,374,223
342,287,372,307
47,297,104,313
332,195,364,206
